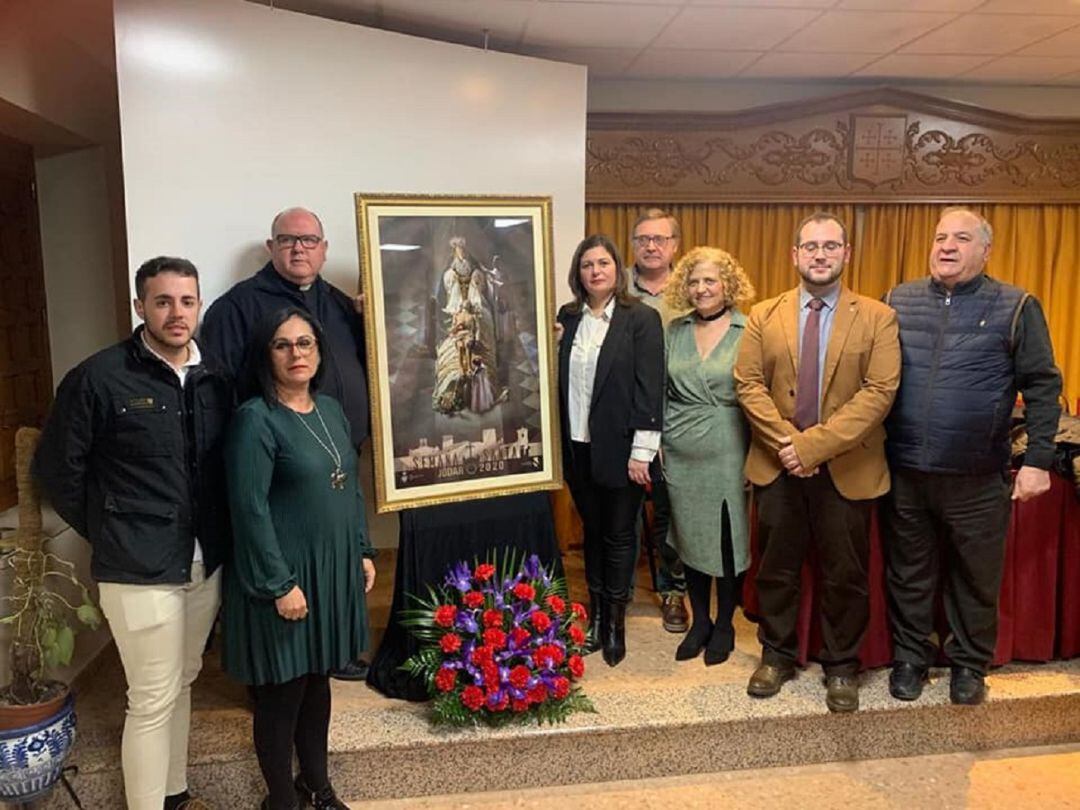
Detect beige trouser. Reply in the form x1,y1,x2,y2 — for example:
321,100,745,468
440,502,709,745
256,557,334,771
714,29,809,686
97,563,221,810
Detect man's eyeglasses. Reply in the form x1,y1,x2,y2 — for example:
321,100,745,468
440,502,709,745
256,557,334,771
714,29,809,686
273,234,322,249
632,235,675,248
797,241,846,255
270,336,318,355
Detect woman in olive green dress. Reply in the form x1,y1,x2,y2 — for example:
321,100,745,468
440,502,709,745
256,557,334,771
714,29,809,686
662,247,755,666
223,307,375,810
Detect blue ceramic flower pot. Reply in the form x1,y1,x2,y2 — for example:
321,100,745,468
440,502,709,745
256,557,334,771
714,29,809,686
0,695,77,802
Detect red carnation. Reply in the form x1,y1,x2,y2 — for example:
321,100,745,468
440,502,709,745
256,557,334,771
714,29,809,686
527,683,548,704
568,625,586,646
510,626,531,647
545,594,566,614
534,645,554,668
439,633,462,654
551,676,571,700
462,590,484,609
474,563,496,582
538,643,565,667
482,609,504,629
571,602,588,621
483,628,508,649
508,664,531,689
512,583,536,602
434,605,458,627
461,685,485,711
511,698,529,713
568,654,585,679
470,645,494,666
482,663,499,688
530,611,552,633
434,667,457,692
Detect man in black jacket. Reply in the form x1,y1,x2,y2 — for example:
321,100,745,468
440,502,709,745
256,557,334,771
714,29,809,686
200,206,371,680
883,207,1062,706
34,256,231,810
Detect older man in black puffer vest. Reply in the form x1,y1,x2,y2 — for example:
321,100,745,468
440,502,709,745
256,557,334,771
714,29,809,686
882,207,1061,706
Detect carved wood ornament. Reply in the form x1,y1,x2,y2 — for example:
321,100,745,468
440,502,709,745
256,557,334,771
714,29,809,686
586,88,1080,204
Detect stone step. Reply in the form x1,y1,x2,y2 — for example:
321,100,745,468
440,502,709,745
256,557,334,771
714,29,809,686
39,609,1080,809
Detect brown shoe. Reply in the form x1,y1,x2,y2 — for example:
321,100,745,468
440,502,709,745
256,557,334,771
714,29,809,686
660,593,689,633
825,674,859,713
747,662,795,698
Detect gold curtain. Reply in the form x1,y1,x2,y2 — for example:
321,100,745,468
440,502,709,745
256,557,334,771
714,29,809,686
585,202,1079,407
587,203,855,305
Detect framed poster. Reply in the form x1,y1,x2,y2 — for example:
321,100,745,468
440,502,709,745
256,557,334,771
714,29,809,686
355,194,562,513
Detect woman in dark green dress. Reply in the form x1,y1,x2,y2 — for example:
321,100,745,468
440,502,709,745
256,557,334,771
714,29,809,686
662,247,755,666
223,307,375,810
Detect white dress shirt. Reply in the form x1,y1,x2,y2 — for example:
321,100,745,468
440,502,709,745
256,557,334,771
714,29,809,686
568,297,660,463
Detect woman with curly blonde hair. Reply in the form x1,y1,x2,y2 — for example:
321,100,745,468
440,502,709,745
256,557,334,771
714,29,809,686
662,246,756,665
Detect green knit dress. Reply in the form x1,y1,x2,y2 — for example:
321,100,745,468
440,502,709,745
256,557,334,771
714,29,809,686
662,312,751,578
222,394,372,685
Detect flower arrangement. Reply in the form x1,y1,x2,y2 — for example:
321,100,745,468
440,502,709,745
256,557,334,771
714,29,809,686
401,552,595,727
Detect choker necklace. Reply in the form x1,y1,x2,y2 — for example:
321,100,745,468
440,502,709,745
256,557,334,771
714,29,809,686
291,402,347,490
696,306,729,322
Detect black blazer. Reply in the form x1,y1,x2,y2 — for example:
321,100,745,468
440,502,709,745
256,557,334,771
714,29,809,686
557,299,664,489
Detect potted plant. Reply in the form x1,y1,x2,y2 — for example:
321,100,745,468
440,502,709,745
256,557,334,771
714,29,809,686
0,427,101,803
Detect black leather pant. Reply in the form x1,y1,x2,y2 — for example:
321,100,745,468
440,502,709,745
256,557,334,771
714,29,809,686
568,442,644,603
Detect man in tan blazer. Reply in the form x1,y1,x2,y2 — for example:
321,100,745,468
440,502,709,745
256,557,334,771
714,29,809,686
734,212,900,713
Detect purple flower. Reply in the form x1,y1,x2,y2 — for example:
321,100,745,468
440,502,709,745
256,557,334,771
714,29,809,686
522,554,543,580
456,612,479,634
445,561,473,592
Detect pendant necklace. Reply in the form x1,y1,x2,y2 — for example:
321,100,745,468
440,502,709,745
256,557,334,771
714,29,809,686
291,401,347,490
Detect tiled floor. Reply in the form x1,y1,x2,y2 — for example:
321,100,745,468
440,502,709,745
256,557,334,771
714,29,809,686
354,743,1080,809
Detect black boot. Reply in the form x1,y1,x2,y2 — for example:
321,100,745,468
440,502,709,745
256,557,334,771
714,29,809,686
676,566,714,661
675,620,713,661
584,591,603,655
602,600,627,667
704,574,738,666
703,624,734,666
295,774,348,810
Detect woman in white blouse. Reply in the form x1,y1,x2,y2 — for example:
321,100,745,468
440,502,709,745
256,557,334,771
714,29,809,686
556,234,665,667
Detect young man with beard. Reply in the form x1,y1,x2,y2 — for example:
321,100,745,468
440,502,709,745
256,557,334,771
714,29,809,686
734,213,900,712
34,257,231,810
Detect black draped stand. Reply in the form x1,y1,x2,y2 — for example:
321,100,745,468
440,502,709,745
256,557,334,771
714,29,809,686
366,491,562,701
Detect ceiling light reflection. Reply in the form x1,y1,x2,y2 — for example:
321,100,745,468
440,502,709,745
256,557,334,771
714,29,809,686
124,26,233,78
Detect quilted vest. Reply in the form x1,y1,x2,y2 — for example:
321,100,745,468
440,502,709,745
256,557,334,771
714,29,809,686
886,274,1026,475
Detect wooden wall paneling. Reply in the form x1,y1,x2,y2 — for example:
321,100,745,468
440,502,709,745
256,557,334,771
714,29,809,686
586,88,1080,204
0,135,54,511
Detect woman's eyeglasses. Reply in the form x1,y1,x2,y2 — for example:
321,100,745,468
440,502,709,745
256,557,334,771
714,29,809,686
270,336,318,355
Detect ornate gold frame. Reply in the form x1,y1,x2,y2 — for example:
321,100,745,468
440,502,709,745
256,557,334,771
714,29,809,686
355,194,561,513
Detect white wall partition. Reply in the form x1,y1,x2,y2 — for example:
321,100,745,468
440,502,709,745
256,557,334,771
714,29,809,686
113,0,586,310
113,0,586,545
